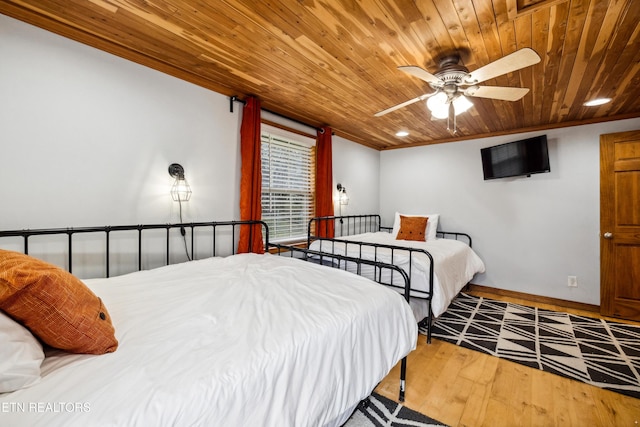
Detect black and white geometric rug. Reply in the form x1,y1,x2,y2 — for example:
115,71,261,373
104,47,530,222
344,392,448,427
422,293,640,399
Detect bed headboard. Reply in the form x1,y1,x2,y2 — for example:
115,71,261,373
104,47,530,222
0,220,268,279
308,214,473,247
308,214,387,245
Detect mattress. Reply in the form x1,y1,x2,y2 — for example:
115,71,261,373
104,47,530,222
309,232,486,318
0,253,417,427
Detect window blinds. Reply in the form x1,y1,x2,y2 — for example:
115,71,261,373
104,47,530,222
261,131,316,242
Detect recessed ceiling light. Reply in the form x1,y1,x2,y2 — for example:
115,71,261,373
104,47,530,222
396,131,409,137
583,98,611,107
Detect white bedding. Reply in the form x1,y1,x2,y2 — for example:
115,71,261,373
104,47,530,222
0,253,417,427
309,232,485,319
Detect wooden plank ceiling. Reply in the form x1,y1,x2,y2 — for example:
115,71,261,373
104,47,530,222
1,0,639,150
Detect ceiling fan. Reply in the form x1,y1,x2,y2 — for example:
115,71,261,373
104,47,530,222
375,48,541,133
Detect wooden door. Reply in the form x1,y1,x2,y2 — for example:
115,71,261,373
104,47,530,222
600,130,640,320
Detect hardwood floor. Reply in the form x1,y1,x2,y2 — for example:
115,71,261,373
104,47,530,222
375,290,640,427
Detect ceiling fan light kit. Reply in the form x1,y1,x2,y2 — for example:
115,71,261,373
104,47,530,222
427,93,473,119
376,48,541,134
426,92,449,118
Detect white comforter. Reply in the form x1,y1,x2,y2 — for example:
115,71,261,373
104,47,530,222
0,253,417,427
309,232,485,318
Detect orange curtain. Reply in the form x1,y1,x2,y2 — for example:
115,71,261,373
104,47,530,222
315,126,334,238
238,97,264,253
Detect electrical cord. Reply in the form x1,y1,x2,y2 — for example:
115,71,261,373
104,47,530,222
177,197,192,261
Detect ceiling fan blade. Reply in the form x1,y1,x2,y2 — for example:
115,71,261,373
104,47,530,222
398,66,441,85
374,94,432,117
465,48,540,84
465,85,530,101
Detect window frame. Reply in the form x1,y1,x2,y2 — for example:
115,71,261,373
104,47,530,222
260,123,316,244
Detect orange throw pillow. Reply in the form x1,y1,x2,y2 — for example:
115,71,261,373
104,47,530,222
0,250,118,355
395,215,428,241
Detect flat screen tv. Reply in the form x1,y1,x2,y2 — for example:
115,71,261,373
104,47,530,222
481,135,550,180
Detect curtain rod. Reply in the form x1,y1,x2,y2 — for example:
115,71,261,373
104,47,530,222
230,96,325,134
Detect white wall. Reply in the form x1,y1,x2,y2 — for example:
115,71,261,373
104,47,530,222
0,15,380,233
380,117,640,305
0,14,243,230
331,136,380,216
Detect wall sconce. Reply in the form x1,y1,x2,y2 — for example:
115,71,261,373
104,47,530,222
337,183,349,205
168,163,192,202
337,183,349,217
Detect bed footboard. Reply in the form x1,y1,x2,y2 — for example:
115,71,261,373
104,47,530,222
269,243,411,298
308,237,435,342
269,242,411,402
437,230,473,247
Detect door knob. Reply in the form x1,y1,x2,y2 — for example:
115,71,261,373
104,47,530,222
603,232,613,239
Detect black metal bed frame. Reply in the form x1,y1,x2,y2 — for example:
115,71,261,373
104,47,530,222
307,214,390,246
308,214,473,343
0,219,414,402
0,220,267,277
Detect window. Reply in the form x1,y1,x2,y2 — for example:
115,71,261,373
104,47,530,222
261,125,316,242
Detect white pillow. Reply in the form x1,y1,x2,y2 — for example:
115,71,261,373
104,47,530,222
0,310,45,393
391,212,440,241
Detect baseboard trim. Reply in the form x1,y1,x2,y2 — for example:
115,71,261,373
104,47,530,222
465,284,600,314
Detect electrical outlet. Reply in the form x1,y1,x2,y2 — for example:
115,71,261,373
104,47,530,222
568,276,578,287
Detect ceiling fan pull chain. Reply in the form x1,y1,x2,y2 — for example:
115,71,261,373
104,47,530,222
447,101,457,134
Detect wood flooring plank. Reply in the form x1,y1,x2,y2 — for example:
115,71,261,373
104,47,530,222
529,370,561,426
375,289,640,426
456,380,493,426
